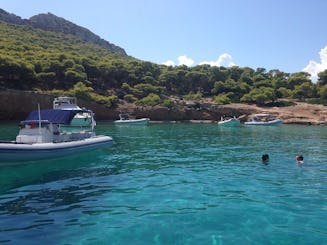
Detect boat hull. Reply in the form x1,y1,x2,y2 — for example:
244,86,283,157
114,118,150,125
244,119,283,126
218,119,241,127
0,136,113,162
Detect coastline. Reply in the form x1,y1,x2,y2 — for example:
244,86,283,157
0,90,326,125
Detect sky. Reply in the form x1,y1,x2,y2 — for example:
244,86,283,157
1,0,327,81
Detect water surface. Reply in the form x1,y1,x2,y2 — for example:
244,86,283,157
0,123,326,244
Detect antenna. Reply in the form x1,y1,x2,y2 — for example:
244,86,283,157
38,103,42,134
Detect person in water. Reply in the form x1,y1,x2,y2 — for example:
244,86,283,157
296,155,304,164
261,154,269,164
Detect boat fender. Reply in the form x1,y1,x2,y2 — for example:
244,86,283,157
30,121,36,128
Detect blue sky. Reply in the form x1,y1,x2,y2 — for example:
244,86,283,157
1,0,327,80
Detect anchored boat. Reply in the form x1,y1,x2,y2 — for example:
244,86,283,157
0,109,112,162
114,113,150,125
218,116,241,127
244,113,283,126
53,96,95,127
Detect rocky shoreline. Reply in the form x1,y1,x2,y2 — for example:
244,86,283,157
0,90,326,125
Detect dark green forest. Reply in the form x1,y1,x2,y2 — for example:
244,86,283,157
1,21,327,108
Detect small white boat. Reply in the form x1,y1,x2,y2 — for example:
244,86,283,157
53,96,95,127
114,113,150,125
218,116,241,127
244,113,283,126
0,109,112,162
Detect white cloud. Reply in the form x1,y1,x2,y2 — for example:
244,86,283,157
162,55,194,67
162,53,236,67
302,46,327,82
177,55,194,66
162,60,175,66
199,53,236,67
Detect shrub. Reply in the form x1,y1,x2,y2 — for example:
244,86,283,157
124,94,138,103
162,99,175,108
90,93,118,108
71,81,93,99
184,92,203,100
50,89,67,96
214,94,231,105
137,93,160,106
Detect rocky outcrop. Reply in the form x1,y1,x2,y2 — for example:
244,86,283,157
0,90,256,121
28,13,127,56
0,8,26,25
0,90,326,124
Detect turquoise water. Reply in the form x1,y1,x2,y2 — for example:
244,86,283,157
0,122,326,244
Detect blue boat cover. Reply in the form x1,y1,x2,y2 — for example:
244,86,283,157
24,109,88,124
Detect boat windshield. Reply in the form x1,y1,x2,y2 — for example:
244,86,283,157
252,114,276,121
24,109,91,125
53,97,77,109
119,114,132,120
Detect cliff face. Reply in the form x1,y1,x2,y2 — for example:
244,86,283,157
28,13,127,56
0,9,127,56
1,90,326,124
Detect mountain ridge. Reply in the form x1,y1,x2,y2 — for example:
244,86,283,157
0,8,127,56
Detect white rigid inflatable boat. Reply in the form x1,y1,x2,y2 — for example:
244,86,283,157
0,109,113,162
244,113,283,126
114,113,150,125
218,116,241,127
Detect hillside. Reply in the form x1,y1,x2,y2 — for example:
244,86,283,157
1,8,327,122
0,8,127,56
0,20,132,90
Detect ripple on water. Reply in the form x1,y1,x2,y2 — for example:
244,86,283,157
0,123,326,244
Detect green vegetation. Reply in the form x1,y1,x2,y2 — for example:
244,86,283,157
1,21,327,108
49,82,118,107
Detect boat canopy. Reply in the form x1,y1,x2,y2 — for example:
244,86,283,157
23,109,90,125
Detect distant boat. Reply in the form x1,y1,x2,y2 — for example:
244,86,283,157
0,109,112,163
114,113,150,125
218,116,241,127
244,113,283,126
53,96,95,127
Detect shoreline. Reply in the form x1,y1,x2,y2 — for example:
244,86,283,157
0,90,326,125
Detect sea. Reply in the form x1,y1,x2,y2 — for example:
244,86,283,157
0,122,326,245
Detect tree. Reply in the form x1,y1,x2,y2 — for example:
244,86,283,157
64,69,87,85
211,81,225,95
214,94,231,105
292,82,314,101
317,69,327,86
71,81,93,99
241,87,274,105
287,72,311,89
35,72,56,88
318,84,327,102
277,87,291,98
239,67,254,85
229,66,245,81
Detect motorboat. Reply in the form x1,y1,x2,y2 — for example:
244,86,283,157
114,113,150,125
53,96,95,127
218,116,241,127
0,109,113,162
244,113,283,126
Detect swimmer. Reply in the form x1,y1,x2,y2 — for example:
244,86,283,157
296,154,304,164
261,154,269,164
